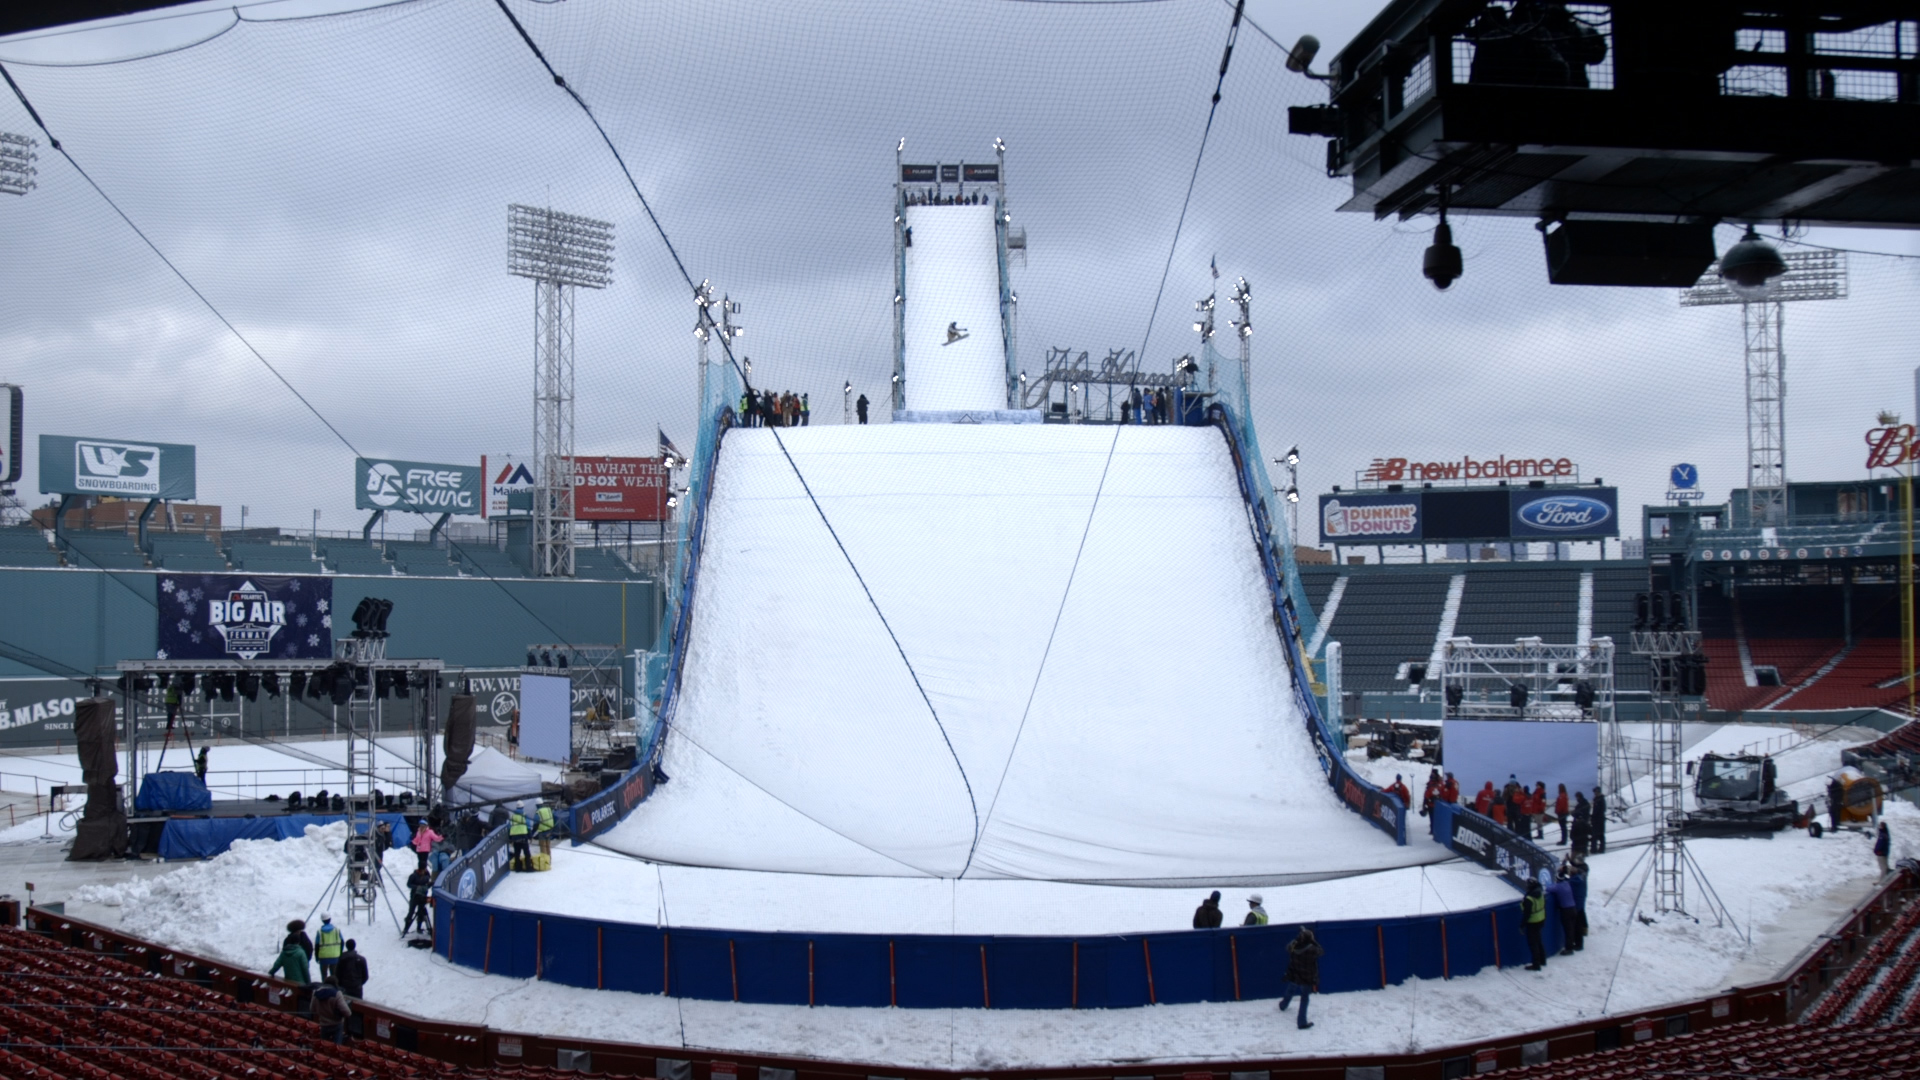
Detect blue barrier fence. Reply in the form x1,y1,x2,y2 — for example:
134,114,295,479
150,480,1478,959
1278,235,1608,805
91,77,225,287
433,861,1542,1008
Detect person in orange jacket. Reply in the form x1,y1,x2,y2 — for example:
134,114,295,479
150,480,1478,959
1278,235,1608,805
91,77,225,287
1420,769,1441,817
1490,800,1508,827
1474,781,1495,815
1553,783,1571,844
1386,774,1413,812
1441,773,1460,804
1529,782,1549,840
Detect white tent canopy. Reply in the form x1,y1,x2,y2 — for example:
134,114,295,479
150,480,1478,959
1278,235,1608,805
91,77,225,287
445,746,544,807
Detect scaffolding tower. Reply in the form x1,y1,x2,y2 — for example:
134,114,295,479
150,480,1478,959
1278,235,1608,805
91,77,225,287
1630,628,1701,916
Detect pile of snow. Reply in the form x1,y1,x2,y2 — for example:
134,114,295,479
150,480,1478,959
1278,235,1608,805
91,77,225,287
608,424,1408,883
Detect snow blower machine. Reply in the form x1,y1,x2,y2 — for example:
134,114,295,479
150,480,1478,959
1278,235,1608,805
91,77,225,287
1682,753,1798,837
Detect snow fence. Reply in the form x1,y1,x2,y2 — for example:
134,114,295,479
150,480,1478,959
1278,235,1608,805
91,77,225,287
434,825,1563,1008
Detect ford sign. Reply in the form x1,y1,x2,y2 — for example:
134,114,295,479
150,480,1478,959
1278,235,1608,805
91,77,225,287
1514,494,1614,535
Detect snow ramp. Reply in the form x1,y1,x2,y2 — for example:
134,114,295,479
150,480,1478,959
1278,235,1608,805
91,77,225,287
599,423,1415,883
901,203,1007,412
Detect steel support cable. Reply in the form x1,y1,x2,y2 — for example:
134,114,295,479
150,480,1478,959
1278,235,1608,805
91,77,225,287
0,60,635,695
488,0,981,869
965,0,1245,878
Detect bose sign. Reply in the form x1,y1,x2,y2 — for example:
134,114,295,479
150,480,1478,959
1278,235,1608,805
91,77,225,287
40,434,197,501
354,458,481,515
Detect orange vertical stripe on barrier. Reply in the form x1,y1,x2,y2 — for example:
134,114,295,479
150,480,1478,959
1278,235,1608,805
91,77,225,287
483,915,494,975
1230,935,1242,1001
889,940,897,1007
808,941,816,1007
980,944,991,1008
1490,910,1501,968
1378,925,1387,989
597,926,604,989
1440,917,1450,980
1072,942,1079,1009
536,920,544,981
1143,939,1157,1005
729,940,739,1002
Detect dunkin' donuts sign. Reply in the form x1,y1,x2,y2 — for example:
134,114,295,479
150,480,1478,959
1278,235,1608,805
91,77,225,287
1319,492,1421,542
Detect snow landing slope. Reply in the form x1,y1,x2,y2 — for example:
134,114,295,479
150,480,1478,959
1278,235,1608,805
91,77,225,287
600,425,1412,883
901,203,1006,412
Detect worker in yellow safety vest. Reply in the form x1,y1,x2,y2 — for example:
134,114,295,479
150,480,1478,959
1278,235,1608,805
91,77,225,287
534,803,556,857
508,804,533,872
313,916,344,981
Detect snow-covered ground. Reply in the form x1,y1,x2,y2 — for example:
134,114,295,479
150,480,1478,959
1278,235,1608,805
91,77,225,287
902,202,1006,412
607,424,1408,883
45,809,1912,1069
486,844,1505,935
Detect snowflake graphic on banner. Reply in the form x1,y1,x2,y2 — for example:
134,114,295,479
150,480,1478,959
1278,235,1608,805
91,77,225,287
155,574,335,661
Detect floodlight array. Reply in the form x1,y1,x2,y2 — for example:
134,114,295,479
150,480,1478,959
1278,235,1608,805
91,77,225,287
1680,249,1847,307
508,204,616,289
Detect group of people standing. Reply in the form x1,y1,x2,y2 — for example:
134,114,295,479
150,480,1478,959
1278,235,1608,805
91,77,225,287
740,389,809,428
268,916,367,1043
1190,891,1323,1029
1399,768,1609,856
1523,853,1592,971
1119,387,1176,426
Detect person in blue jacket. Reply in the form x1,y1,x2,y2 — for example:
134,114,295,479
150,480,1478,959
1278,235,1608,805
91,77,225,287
1548,872,1579,955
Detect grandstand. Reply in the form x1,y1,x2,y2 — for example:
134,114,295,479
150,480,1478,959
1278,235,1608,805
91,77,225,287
225,540,323,575
148,533,230,573
383,538,459,577
60,530,148,571
0,921,568,1080
0,527,61,569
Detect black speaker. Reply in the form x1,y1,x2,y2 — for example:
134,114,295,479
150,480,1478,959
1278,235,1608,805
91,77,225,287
1509,683,1529,709
1633,592,1650,631
1444,684,1464,709
1573,681,1596,709
1407,663,1428,686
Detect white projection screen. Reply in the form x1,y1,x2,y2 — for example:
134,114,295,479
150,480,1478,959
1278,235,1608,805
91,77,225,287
518,673,573,765
1444,719,1598,798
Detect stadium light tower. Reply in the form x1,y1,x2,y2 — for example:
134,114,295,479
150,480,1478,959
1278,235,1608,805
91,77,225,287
1681,235,1845,525
509,204,614,577
0,132,36,196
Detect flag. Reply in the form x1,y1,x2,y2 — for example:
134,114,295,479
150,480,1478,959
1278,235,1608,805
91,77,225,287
658,428,685,464
1211,254,1219,280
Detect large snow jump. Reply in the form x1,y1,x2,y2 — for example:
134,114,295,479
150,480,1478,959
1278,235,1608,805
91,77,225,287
900,203,1007,412
598,424,1416,884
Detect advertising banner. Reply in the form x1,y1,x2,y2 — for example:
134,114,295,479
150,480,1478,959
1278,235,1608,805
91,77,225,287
517,672,572,764
448,822,517,901
569,761,654,845
482,455,535,519
572,456,669,521
355,458,481,516
155,574,335,661
1509,487,1618,539
1435,802,1558,890
1,385,20,485
0,676,90,750
1319,490,1422,543
40,434,196,500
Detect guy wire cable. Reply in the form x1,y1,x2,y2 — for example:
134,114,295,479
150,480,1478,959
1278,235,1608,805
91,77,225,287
488,0,980,866
968,0,1246,877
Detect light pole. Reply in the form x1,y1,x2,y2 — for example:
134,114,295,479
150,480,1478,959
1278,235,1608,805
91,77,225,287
843,381,853,425
311,509,320,551
509,204,616,577
1276,446,1300,552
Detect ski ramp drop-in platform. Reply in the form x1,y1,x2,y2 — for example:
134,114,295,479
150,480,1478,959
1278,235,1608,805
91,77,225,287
900,203,1007,412
601,425,1413,884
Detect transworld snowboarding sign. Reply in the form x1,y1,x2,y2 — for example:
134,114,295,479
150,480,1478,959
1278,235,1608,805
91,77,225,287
156,573,334,661
39,434,197,500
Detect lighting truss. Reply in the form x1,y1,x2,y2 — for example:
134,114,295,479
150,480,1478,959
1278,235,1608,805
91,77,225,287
0,132,38,196
1439,636,1615,721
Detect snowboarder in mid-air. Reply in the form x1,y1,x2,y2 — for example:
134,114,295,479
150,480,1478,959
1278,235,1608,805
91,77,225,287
944,322,969,345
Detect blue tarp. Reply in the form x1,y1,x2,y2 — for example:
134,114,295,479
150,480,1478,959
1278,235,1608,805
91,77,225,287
135,772,212,812
158,812,413,860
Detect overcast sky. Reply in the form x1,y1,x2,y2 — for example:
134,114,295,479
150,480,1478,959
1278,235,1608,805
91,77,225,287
2,0,1918,542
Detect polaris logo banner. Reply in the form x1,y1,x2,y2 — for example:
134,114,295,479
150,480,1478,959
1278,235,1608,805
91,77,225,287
1511,489,1618,538
355,457,480,515
39,434,197,500
569,762,655,844
156,573,333,662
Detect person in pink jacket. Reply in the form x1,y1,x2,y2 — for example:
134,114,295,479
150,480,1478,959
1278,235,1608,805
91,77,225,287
409,819,443,870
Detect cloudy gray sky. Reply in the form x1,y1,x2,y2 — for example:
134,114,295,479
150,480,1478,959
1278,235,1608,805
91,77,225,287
2,0,1918,543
